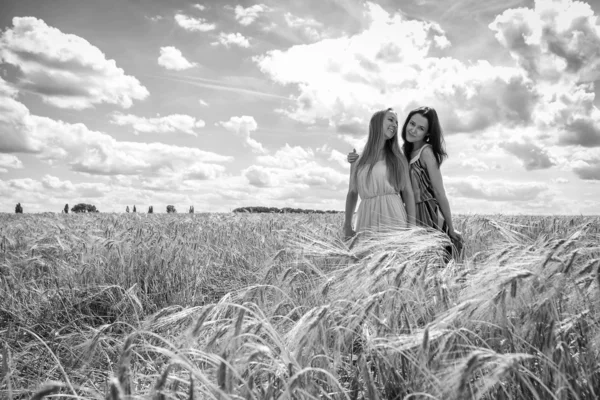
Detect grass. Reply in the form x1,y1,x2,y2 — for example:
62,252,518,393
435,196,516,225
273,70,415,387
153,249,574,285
1,212,600,399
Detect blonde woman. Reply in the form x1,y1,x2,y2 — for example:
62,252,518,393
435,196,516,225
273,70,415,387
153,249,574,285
344,108,416,240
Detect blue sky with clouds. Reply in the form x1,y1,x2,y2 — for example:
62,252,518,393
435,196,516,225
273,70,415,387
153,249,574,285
1,0,600,214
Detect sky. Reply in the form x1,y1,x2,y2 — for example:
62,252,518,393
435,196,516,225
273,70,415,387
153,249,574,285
1,0,600,214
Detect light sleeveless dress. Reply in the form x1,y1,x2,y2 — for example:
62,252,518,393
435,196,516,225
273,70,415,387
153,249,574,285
351,160,408,234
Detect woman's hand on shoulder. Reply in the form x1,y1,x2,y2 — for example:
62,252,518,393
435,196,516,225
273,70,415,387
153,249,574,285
347,149,359,164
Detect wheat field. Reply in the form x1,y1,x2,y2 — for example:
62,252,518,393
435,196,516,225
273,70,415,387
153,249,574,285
1,212,599,399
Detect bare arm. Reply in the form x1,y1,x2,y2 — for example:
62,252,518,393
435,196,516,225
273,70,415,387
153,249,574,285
397,154,415,226
401,180,416,226
344,162,359,239
421,147,456,235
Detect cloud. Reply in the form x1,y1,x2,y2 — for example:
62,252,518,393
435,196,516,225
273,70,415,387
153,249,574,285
217,116,266,153
234,4,270,26
560,116,600,148
0,87,232,176
489,0,600,83
146,15,163,22
158,46,197,70
489,0,600,148
571,148,600,180
256,144,314,168
499,140,555,170
254,2,535,136
283,12,324,42
2,175,109,201
328,149,350,169
193,4,206,11
242,143,347,189
181,163,226,180
110,112,205,136
199,99,209,106
446,175,548,201
174,13,216,32
0,17,149,109
42,174,76,192
459,157,490,172
0,154,23,169
243,165,276,187
211,32,250,48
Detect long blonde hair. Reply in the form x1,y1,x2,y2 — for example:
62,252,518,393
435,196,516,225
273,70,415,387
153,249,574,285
354,108,409,192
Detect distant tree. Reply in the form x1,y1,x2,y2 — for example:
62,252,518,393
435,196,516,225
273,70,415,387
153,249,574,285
63,204,69,214
15,203,23,214
167,205,176,213
189,205,194,214
148,205,153,214
126,206,130,213
71,203,99,213
133,205,137,213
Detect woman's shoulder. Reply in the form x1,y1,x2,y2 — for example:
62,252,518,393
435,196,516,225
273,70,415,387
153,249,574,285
420,145,439,167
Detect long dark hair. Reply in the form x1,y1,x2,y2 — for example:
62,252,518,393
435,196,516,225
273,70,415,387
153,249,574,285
354,108,408,192
401,106,447,166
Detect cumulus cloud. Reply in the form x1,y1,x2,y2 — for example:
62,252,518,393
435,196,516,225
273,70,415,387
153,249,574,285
499,140,556,170
560,115,600,148
254,2,534,137
0,85,232,176
182,163,226,180
158,46,197,70
174,13,216,32
211,32,250,48
234,4,270,26
571,148,600,180
0,154,23,169
199,99,209,106
328,149,350,169
110,112,205,136
490,0,600,148
256,144,314,168
283,12,325,42
459,157,490,172
243,165,276,187
446,176,549,201
489,0,600,83
42,174,76,192
242,144,347,189
0,17,149,109
217,116,265,153
193,4,206,11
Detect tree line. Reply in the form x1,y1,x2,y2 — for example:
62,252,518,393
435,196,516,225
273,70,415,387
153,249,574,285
232,206,342,214
14,203,341,214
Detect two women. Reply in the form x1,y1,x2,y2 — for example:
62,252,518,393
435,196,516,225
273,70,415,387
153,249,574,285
345,106,462,256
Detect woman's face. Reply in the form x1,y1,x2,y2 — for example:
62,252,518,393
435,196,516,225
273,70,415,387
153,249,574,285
382,111,398,140
405,113,429,143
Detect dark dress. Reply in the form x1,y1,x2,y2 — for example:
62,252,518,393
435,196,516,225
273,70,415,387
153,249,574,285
409,144,455,261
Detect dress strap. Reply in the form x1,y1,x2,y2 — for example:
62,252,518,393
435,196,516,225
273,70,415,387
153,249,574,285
410,144,431,165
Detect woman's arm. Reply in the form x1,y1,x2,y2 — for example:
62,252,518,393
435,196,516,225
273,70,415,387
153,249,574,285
401,181,416,226
399,156,416,226
421,147,458,237
344,162,359,239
